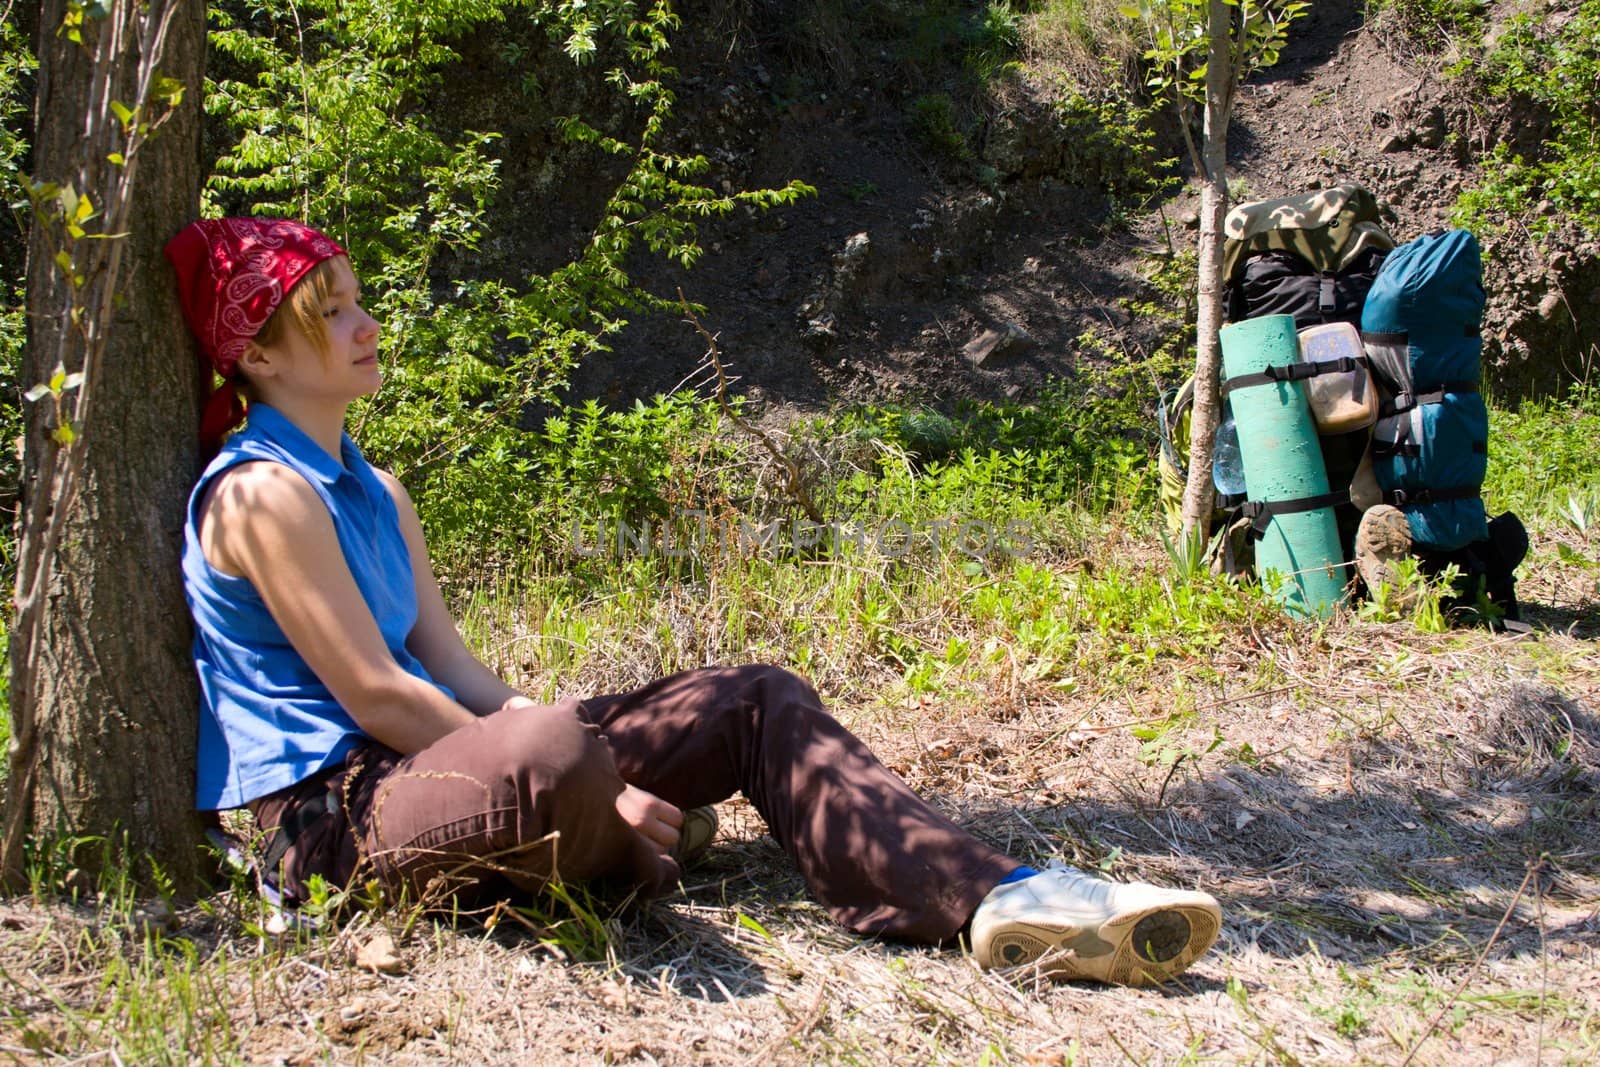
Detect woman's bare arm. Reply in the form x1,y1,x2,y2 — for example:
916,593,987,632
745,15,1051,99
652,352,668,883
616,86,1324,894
375,470,530,716
198,461,478,753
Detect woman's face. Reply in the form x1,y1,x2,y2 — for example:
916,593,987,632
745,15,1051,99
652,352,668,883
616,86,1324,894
250,257,383,404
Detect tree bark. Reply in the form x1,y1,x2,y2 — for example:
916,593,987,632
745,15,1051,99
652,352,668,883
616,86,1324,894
1179,0,1234,539
11,0,208,892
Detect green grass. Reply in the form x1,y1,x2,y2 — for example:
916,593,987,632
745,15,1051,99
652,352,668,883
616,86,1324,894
1484,386,1600,527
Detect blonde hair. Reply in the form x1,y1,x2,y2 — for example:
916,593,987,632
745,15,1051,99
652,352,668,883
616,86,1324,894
251,254,347,359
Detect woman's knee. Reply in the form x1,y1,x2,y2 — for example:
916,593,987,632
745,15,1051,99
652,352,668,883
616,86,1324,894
718,663,836,736
728,663,820,705
476,701,623,803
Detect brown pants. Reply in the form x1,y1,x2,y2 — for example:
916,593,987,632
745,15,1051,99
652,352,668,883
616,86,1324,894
251,665,1018,942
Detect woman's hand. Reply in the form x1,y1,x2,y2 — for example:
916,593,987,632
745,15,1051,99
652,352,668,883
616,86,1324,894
614,783,683,855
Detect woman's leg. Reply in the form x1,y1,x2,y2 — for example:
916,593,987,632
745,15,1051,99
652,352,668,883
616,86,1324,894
581,664,1020,943
336,700,675,904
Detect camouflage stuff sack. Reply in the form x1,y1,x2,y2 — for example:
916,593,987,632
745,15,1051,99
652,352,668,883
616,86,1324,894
1224,182,1396,329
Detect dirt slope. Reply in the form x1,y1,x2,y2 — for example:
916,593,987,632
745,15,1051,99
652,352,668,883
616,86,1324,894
545,0,1587,410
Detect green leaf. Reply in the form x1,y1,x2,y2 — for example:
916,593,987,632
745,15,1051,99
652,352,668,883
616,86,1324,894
110,99,133,128
106,152,124,166
155,76,186,107
53,422,76,446
734,911,774,942
54,250,72,273
49,366,66,392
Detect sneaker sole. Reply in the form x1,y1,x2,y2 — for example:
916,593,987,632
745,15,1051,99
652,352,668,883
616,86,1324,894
671,805,718,866
1356,505,1414,596
984,900,1222,987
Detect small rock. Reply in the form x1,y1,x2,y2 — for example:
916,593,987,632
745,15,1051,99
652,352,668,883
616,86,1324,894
801,315,837,348
1179,208,1201,230
131,899,178,936
963,323,1035,367
355,930,405,974
1413,124,1446,150
964,328,1003,366
1538,291,1564,320
1379,132,1410,154
837,232,870,262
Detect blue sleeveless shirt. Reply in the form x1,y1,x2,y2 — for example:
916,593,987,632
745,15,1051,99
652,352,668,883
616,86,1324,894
184,404,450,809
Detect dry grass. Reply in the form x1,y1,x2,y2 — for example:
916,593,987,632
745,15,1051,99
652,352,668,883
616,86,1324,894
3,534,1598,1064
1020,0,1146,97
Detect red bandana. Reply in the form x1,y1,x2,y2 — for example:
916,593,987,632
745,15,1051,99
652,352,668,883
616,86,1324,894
165,218,345,449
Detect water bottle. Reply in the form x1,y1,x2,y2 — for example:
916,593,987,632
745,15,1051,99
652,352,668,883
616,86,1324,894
1212,403,1247,498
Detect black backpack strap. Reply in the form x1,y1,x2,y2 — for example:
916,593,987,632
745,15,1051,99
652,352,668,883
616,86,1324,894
1359,325,1478,345
1319,275,1337,317
262,787,334,880
1381,485,1480,507
1223,356,1365,397
1240,489,1351,539
1379,380,1480,417
1374,439,1488,459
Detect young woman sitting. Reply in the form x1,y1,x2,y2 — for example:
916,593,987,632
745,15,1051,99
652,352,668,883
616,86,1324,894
166,217,1222,985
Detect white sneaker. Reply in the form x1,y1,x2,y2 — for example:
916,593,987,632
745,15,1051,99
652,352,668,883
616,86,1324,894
970,864,1221,986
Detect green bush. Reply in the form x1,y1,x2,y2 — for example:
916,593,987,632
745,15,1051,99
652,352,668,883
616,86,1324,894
1051,88,1175,203
816,377,1159,520
909,91,973,162
205,0,810,561
1452,2,1600,238
1365,0,1487,43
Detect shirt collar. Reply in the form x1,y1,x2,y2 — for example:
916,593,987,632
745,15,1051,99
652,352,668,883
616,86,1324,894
245,404,356,487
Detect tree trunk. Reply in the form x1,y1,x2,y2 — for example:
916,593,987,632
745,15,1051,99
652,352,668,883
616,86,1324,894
10,0,208,893
1179,0,1234,539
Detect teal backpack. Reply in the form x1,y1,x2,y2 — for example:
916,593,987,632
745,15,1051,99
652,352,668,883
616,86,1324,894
1360,229,1488,550
1360,228,1527,623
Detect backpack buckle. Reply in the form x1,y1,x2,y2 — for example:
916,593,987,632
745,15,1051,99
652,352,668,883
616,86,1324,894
1385,390,1415,416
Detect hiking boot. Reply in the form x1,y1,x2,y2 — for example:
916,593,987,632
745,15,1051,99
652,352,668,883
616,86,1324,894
970,864,1222,986
1355,504,1414,597
671,805,718,866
